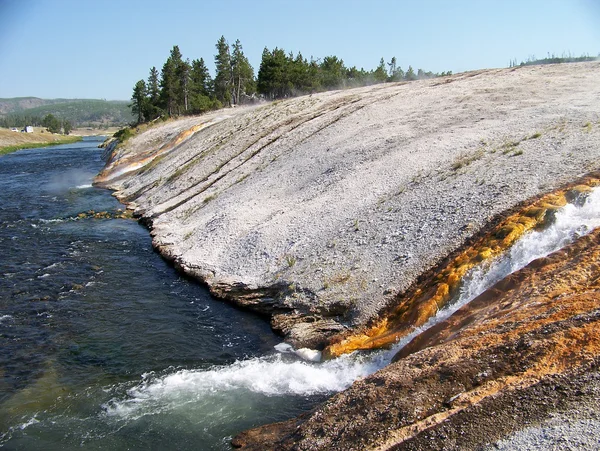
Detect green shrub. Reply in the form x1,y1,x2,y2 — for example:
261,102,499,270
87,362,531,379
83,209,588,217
113,127,134,143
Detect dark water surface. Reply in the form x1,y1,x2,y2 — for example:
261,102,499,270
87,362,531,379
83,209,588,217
0,138,336,450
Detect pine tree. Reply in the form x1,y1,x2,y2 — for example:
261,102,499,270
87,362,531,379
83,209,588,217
148,66,160,105
290,52,310,92
372,57,387,82
405,65,417,81
190,58,212,96
189,58,214,113
231,39,255,105
320,55,345,88
145,66,161,120
214,36,232,105
257,47,274,98
159,46,185,116
160,57,177,115
131,79,148,124
179,58,191,112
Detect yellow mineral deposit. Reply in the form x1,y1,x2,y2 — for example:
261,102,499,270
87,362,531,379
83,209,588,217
323,173,600,358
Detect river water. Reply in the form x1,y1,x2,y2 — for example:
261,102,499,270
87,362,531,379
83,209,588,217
4,138,600,450
0,138,350,450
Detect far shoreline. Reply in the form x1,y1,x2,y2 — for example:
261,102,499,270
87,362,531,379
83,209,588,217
0,126,119,156
0,135,83,156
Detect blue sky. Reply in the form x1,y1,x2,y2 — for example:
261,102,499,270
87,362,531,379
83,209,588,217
0,0,598,100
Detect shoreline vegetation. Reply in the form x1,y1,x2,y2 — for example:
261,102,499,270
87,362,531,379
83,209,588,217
0,128,82,156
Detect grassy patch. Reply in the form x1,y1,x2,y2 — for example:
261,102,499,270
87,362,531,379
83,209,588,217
330,272,351,284
501,141,520,154
113,126,135,143
203,193,217,203
528,132,542,139
451,149,485,171
285,254,297,267
0,136,82,156
235,173,249,184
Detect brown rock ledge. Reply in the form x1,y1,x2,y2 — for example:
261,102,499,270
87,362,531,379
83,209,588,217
232,227,600,450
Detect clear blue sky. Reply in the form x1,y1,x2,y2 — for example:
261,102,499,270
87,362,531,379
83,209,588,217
0,0,598,100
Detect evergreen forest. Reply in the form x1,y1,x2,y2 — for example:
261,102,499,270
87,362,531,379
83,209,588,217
130,36,452,124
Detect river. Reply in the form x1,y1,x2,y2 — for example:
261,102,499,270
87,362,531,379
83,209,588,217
0,138,344,450
4,138,600,450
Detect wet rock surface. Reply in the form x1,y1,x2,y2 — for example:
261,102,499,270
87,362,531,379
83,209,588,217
232,228,600,449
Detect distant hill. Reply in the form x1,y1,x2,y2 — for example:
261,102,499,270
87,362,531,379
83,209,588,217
0,97,134,127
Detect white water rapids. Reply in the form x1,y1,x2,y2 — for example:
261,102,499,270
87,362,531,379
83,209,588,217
106,187,600,422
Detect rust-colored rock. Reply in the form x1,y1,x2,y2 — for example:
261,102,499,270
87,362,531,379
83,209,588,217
323,173,600,358
234,227,600,450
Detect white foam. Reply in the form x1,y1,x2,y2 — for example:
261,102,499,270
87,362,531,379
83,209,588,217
75,184,93,189
0,315,13,323
19,416,40,430
274,342,293,353
434,187,600,324
293,348,322,362
103,188,600,423
275,343,322,362
104,352,381,420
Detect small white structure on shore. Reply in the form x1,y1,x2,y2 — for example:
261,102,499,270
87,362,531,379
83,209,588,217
23,126,34,133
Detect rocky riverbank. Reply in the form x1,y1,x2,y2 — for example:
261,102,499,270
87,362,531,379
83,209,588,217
96,61,600,448
96,61,600,350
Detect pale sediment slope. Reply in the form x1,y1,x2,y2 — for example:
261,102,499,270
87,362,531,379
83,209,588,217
96,62,600,348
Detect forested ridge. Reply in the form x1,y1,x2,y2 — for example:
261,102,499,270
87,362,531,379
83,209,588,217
0,98,133,129
130,36,452,124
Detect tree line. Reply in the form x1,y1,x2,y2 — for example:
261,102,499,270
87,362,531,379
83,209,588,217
0,113,72,134
509,52,599,68
131,36,451,124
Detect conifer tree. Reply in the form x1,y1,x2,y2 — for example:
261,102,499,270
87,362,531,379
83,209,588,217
146,66,161,120
214,36,232,105
160,56,177,115
257,47,274,98
231,39,255,104
179,58,191,112
190,58,212,97
320,55,345,88
290,52,310,92
159,46,184,115
372,57,387,82
131,79,148,124
148,66,160,106
189,58,214,113
42,114,62,133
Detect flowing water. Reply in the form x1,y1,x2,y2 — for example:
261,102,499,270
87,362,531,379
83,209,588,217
3,138,600,450
0,139,353,450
